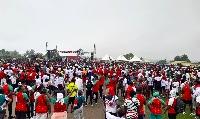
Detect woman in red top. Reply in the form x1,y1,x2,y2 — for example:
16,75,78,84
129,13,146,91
182,82,193,115
51,89,75,119
16,86,29,119
93,75,100,104
148,92,167,119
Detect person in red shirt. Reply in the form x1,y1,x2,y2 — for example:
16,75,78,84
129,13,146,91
164,90,178,119
93,75,100,104
125,81,136,99
148,92,167,119
135,87,146,119
3,79,14,118
16,85,29,119
182,82,193,115
99,73,104,98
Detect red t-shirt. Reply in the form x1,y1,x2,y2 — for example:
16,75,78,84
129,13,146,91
149,98,164,114
36,95,49,113
182,85,192,100
3,84,13,100
167,99,176,113
99,75,104,85
16,92,28,112
93,80,100,92
135,94,146,115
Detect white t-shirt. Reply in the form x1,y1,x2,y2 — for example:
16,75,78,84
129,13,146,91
147,77,154,86
75,77,83,91
42,75,49,82
46,68,50,74
9,76,16,84
105,95,119,113
168,97,175,106
196,96,200,103
35,78,42,86
155,77,161,81
165,81,171,90
161,79,166,87
106,112,125,119
123,78,128,89
172,82,179,92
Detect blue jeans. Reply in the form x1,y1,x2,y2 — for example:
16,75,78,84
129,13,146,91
138,114,144,119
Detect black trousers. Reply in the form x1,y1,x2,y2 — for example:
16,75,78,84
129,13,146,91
8,100,12,117
93,92,98,103
168,113,177,119
30,101,34,117
0,110,6,119
99,85,103,98
16,111,26,119
148,86,154,96
86,90,93,105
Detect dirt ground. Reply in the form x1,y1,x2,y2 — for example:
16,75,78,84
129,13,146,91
6,85,106,119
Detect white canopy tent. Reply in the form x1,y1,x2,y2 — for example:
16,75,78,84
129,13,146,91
101,54,114,61
129,55,142,62
116,55,128,61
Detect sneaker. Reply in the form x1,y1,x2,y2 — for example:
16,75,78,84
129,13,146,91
96,103,97,105
85,104,87,107
91,104,93,106
190,113,195,115
183,112,186,115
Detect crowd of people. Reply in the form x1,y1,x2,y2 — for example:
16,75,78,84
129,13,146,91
0,59,200,119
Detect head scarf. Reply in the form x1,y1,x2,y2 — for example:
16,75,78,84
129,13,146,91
153,92,159,97
56,93,64,105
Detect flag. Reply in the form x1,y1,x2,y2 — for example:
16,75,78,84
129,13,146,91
94,44,96,54
46,42,48,51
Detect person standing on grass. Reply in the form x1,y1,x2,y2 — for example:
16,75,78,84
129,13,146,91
124,90,140,119
182,81,194,115
0,87,12,119
165,78,171,99
147,92,167,119
74,90,86,119
125,81,136,99
164,90,178,119
135,86,146,119
147,74,154,96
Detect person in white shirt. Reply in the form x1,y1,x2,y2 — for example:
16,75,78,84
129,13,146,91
9,73,17,90
104,108,125,119
165,78,171,98
35,75,42,86
161,77,166,97
172,78,179,93
147,74,154,96
75,75,84,96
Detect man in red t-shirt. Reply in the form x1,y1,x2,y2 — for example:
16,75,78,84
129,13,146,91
3,79,14,118
182,82,193,115
135,87,146,119
125,81,136,99
93,75,100,104
99,73,104,98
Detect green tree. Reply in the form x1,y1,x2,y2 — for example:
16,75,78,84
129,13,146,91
35,53,44,59
157,59,167,64
174,54,190,62
123,53,134,60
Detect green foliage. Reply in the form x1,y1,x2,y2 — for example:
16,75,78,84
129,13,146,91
123,53,134,60
174,54,190,62
157,59,167,64
44,51,61,60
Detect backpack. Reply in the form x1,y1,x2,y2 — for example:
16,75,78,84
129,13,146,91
173,98,185,114
86,80,93,91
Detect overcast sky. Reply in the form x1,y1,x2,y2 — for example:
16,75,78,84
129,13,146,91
0,0,200,61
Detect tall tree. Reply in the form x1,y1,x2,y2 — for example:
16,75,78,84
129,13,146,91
174,54,190,62
123,53,134,60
